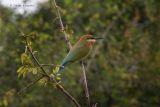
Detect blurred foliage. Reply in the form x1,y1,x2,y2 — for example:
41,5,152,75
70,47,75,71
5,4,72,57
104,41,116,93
0,0,160,107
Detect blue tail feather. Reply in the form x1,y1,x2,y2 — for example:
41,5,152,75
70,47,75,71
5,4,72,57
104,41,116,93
58,65,65,72
58,60,73,73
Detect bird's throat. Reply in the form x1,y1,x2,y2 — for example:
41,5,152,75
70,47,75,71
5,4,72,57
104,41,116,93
86,40,96,47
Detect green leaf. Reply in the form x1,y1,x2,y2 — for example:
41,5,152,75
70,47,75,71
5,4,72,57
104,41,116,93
17,66,39,78
55,76,61,81
30,67,38,75
52,67,59,74
21,53,33,66
22,68,28,78
39,77,48,85
17,66,28,78
17,66,25,73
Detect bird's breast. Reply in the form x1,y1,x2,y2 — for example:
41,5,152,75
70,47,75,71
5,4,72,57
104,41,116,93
86,41,95,47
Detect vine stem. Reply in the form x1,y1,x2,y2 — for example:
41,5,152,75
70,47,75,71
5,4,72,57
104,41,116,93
51,0,92,106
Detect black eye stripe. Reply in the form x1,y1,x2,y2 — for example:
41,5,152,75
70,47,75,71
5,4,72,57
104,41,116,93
87,37,94,39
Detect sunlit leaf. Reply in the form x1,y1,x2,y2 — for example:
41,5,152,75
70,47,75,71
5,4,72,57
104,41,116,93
39,77,48,86
52,67,59,74
17,66,28,78
32,68,38,74
55,76,61,81
17,66,25,73
21,53,33,66
30,67,38,75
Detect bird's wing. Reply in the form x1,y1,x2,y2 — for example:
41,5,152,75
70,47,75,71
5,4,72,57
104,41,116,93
61,44,89,67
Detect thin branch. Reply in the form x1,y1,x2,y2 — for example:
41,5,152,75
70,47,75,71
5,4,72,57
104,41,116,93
81,61,91,107
51,0,72,49
48,78,81,107
17,75,44,95
40,64,63,67
27,46,49,76
55,83,81,107
51,0,92,106
92,103,98,107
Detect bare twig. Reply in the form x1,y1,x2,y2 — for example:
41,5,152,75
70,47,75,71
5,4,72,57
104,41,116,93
48,78,81,107
51,0,92,106
17,75,44,95
27,47,49,76
92,103,98,107
51,0,72,49
81,61,91,107
40,64,62,67
55,83,81,107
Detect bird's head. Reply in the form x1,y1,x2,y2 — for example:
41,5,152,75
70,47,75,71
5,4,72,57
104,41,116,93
79,34,103,46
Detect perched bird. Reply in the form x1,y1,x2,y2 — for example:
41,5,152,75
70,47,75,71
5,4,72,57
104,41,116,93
59,34,103,72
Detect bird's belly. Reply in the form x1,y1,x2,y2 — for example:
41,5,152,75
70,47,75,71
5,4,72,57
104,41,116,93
61,45,91,67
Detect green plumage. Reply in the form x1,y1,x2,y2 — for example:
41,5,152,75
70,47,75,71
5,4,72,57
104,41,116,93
58,34,98,72
61,40,91,67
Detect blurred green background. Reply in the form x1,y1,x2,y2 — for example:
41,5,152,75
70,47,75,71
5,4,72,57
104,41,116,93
0,0,160,107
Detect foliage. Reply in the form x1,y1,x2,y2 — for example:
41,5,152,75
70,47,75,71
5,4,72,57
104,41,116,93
0,0,160,107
